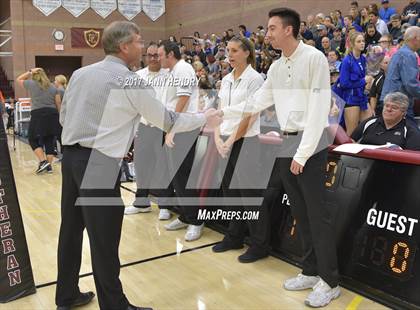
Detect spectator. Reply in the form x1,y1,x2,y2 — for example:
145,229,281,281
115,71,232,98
307,14,318,37
389,14,404,41
169,35,177,43
227,28,235,40
206,54,220,76
238,24,251,38
315,24,329,50
339,32,372,135
352,92,420,150
402,0,420,26
327,50,342,71
369,3,379,12
379,0,397,23
334,10,345,28
192,43,207,65
369,9,390,35
365,23,382,48
300,21,314,41
331,27,346,54
257,25,266,36
350,7,362,27
344,14,363,32
370,55,391,114
380,26,420,121
324,16,336,37
321,36,332,54
221,30,230,43
350,1,359,11
360,7,371,30
379,34,398,57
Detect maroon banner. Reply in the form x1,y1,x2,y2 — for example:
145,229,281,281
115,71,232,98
0,117,36,303
71,28,103,49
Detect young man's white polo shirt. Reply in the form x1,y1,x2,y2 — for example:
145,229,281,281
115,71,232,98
218,64,264,137
163,59,198,113
136,66,169,125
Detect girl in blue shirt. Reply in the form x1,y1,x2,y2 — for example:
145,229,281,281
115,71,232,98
339,32,372,135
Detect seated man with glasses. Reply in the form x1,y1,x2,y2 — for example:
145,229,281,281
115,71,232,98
351,92,420,150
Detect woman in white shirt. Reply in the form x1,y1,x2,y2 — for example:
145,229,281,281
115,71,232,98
211,37,270,263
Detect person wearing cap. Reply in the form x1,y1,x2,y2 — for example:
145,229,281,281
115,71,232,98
331,27,346,54
379,0,397,23
315,25,330,50
389,14,403,40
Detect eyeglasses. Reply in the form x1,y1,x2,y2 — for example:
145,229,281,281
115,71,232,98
379,40,391,43
147,54,159,58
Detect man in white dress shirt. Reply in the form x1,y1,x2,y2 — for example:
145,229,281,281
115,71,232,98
218,8,340,307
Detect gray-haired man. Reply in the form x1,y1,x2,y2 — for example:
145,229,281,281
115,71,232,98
56,21,221,310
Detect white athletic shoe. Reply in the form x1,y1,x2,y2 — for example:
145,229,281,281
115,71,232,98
124,205,151,215
164,218,188,231
283,273,320,291
184,224,204,241
305,279,341,308
158,209,172,220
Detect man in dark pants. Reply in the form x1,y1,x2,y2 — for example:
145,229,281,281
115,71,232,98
219,8,340,308
157,41,204,241
57,21,221,310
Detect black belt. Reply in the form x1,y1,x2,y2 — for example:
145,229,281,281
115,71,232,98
64,143,91,150
281,131,300,137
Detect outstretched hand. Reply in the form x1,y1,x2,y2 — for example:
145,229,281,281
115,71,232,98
204,108,223,128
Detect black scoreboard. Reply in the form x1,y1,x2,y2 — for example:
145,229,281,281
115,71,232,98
272,152,420,309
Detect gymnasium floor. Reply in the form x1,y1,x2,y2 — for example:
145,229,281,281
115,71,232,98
3,136,388,310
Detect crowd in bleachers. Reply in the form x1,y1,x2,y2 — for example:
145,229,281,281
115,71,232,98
153,0,419,137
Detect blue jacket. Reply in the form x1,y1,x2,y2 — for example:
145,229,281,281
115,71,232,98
338,53,368,105
380,45,420,118
379,7,397,23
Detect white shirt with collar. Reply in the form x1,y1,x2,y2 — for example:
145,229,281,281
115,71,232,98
163,59,198,113
222,41,331,166
218,64,264,137
136,66,169,125
376,19,390,35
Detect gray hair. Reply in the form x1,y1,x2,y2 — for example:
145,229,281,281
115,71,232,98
404,26,420,41
102,21,140,55
383,92,409,111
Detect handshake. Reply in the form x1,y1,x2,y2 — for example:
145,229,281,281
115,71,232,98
203,108,224,128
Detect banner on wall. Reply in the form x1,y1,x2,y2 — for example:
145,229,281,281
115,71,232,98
0,117,36,303
91,0,117,19
142,0,165,22
71,28,103,48
62,0,90,18
33,0,62,16
118,0,142,20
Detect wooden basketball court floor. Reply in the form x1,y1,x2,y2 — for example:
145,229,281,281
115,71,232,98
3,136,388,310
